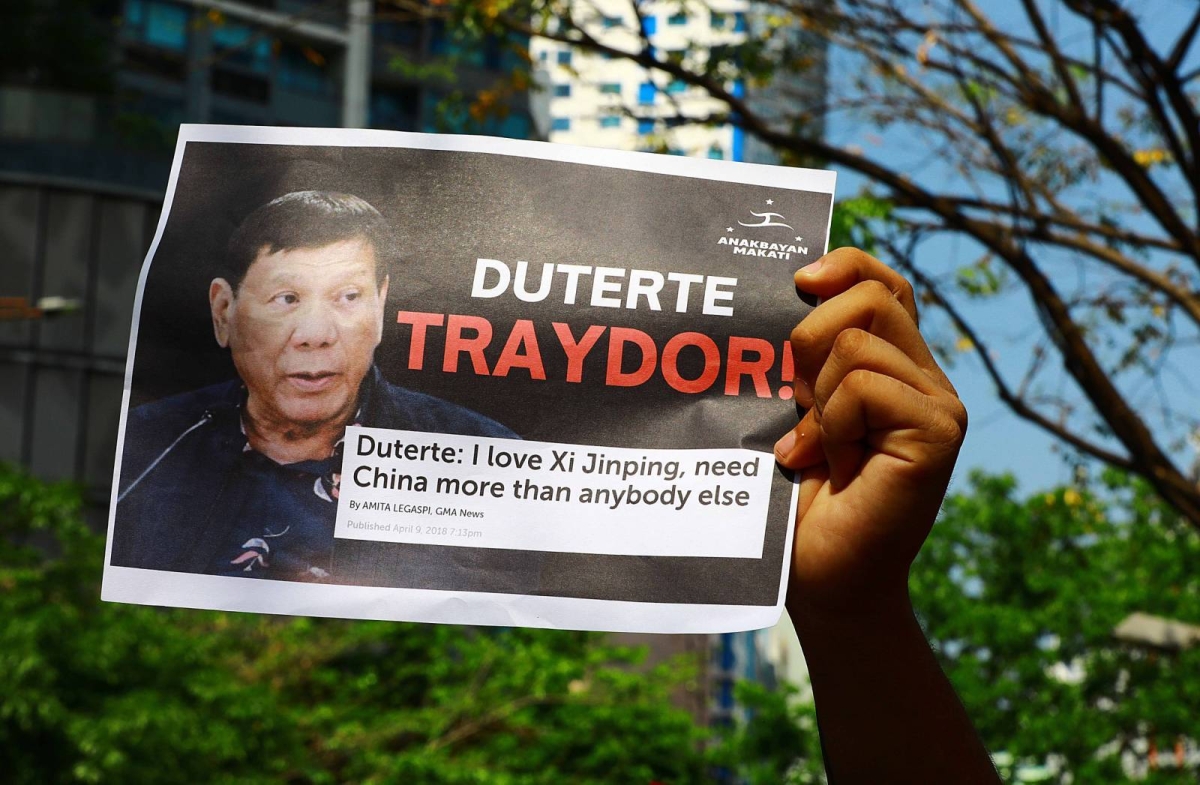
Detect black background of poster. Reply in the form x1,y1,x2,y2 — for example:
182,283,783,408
125,141,829,605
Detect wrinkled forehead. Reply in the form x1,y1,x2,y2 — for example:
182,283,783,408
241,237,382,289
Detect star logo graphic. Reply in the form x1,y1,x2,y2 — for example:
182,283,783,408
766,198,774,205
726,227,734,232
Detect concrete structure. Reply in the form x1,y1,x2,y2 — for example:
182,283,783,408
0,178,159,508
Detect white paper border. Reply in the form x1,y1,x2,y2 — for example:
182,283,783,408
173,124,837,193
102,125,827,632
103,473,791,634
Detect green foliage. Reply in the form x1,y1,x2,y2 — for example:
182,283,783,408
955,255,1008,298
0,466,723,784
705,682,824,784
912,471,1200,783
827,195,892,255
386,56,458,87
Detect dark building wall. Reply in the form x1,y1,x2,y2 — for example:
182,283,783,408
0,0,535,191
0,177,159,504
0,0,538,502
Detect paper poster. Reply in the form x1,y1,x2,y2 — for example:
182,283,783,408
100,125,836,633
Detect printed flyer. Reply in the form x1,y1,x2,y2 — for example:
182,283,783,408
101,125,836,633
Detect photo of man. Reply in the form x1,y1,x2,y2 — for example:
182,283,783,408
110,191,516,582
102,130,840,622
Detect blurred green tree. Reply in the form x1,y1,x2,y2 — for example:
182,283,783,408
912,470,1200,782
704,681,825,784
1,465,725,784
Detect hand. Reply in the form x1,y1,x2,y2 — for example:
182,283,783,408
774,248,967,619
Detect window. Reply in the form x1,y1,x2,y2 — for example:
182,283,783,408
557,50,572,66
637,118,655,134
707,145,724,159
211,21,271,74
666,79,686,94
599,114,621,128
637,82,656,104
278,43,335,96
370,88,419,131
642,16,657,35
482,35,504,70
486,111,532,139
125,0,188,51
599,82,621,95
538,50,548,62
420,90,445,133
601,15,621,28
123,47,186,80
667,12,687,26
667,147,685,156
375,18,420,47
429,18,451,55
211,68,269,103
733,12,747,32
553,83,571,98
710,11,728,29
551,117,571,131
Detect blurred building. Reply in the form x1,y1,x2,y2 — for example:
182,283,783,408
529,0,825,162
1,0,535,192
0,0,534,506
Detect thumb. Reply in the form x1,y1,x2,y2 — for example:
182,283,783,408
774,406,823,469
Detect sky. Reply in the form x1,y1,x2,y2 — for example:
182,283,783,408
816,1,1200,496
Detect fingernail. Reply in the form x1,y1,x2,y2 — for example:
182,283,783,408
798,260,823,275
774,430,797,459
793,378,814,407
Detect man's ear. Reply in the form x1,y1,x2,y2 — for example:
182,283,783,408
210,278,235,348
374,274,390,345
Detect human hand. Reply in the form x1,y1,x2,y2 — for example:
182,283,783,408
774,248,967,620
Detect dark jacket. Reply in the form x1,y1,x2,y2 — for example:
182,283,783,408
110,367,523,586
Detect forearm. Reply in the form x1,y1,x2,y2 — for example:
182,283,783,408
790,591,1001,785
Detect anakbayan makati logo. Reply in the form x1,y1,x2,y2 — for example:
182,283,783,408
717,198,810,261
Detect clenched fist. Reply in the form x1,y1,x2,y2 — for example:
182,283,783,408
775,248,968,616
773,250,998,784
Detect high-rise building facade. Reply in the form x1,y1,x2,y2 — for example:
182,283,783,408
0,0,535,192
0,0,534,505
530,0,825,165
531,0,745,159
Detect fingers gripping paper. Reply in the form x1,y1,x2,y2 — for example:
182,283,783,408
100,125,836,633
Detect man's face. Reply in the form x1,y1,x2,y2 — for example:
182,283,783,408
209,238,389,429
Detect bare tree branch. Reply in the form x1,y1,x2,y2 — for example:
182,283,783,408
431,0,1200,528
884,236,1135,470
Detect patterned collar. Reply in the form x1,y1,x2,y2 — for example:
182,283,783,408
226,367,384,502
